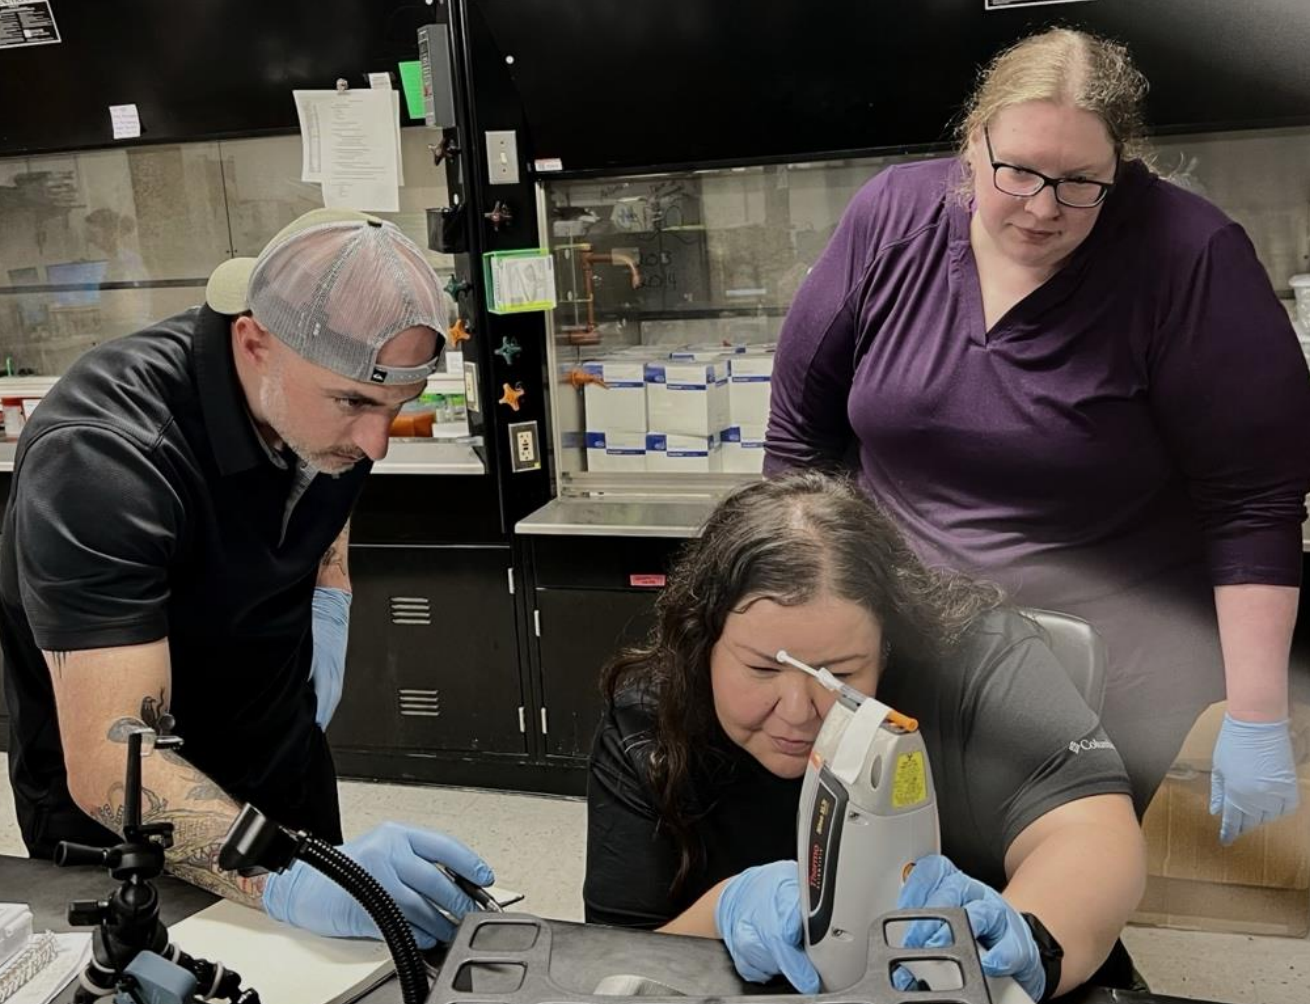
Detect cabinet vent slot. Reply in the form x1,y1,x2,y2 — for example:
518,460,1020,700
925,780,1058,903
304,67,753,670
399,689,441,717
390,596,432,625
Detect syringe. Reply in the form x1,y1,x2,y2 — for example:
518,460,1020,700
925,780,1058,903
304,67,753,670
775,649,868,705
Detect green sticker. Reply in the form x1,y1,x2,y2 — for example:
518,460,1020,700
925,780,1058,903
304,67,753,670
398,61,425,120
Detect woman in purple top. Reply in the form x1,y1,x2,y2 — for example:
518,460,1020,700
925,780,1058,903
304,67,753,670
766,28,1310,833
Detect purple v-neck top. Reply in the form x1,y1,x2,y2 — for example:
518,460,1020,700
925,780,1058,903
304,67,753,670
765,157,1310,715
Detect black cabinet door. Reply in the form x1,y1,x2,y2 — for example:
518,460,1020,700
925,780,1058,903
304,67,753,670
534,588,660,759
328,545,526,756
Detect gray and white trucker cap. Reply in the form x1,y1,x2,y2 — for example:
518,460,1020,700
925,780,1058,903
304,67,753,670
205,208,445,385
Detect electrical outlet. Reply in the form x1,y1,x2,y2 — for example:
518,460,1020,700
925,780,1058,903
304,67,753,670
508,421,541,472
486,130,520,185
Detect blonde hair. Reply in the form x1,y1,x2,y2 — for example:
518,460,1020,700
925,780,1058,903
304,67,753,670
954,28,1149,189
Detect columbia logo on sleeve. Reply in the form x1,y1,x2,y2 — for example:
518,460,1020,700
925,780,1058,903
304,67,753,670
1067,737,1116,754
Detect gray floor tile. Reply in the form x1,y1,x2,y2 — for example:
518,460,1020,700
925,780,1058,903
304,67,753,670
1124,924,1310,1003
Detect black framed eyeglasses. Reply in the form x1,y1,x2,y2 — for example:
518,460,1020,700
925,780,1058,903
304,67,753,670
984,125,1117,209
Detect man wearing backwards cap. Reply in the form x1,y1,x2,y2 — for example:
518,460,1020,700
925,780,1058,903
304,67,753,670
0,209,492,948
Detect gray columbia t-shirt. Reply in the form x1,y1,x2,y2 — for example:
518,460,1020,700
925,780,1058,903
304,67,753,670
585,607,1129,929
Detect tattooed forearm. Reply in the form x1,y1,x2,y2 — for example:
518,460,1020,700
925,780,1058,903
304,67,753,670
321,544,347,573
140,690,173,734
159,805,267,909
92,800,124,834
158,748,225,801
94,717,265,909
317,519,351,589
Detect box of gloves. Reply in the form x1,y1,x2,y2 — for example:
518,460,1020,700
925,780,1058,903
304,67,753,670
581,358,650,436
727,353,774,430
645,432,721,473
1133,701,1310,937
585,431,647,472
721,425,766,474
644,360,729,439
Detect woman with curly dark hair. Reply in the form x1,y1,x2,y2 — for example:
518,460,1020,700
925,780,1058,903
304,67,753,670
584,473,1144,1001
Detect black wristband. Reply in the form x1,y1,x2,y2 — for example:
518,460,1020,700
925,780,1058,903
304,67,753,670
1021,912,1064,1002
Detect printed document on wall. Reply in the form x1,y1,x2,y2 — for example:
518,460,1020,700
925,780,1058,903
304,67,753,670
294,89,402,212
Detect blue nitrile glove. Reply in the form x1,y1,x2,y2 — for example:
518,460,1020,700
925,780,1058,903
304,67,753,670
263,822,494,948
1210,713,1299,846
310,586,352,729
897,854,1045,1002
714,861,820,994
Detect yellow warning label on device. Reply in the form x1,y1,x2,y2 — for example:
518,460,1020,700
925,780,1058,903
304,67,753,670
892,751,927,808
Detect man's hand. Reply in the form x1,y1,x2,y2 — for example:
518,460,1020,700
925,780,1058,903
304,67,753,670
263,823,494,947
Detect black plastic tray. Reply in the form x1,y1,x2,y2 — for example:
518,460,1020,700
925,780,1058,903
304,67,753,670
429,908,993,1004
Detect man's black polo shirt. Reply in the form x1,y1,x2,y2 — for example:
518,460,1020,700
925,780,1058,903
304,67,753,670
0,305,368,857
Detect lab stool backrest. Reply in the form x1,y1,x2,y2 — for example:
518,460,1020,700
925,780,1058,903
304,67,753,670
1020,607,1108,716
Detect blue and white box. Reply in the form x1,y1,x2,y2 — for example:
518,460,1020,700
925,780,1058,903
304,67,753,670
722,425,767,474
644,359,729,438
668,343,744,362
582,359,649,434
645,432,722,473
610,345,672,359
586,430,647,472
728,353,774,429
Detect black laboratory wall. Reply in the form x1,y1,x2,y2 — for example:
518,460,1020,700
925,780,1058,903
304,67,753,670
0,0,436,155
469,0,1310,176
6,2,1307,163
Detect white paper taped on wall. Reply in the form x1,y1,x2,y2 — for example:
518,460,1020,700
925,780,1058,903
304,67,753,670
108,104,140,141
0,2,61,50
294,88,403,211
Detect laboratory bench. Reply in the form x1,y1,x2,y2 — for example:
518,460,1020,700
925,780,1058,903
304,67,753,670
0,854,1232,1004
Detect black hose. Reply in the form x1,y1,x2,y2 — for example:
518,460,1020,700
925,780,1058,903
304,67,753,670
297,838,430,1004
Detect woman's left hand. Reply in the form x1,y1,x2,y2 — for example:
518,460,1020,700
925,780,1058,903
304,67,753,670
1210,713,1299,845
897,854,1045,1001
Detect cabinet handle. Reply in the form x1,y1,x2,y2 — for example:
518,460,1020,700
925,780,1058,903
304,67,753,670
533,609,541,637
540,707,549,735
518,706,526,734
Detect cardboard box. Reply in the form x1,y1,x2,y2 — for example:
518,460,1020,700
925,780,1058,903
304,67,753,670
722,425,766,474
1131,702,1310,937
728,353,774,429
646,432,721,473
585,431,647,472
609,346,671,360
582,359,649,435
669,347,736,362
644,360,729,438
